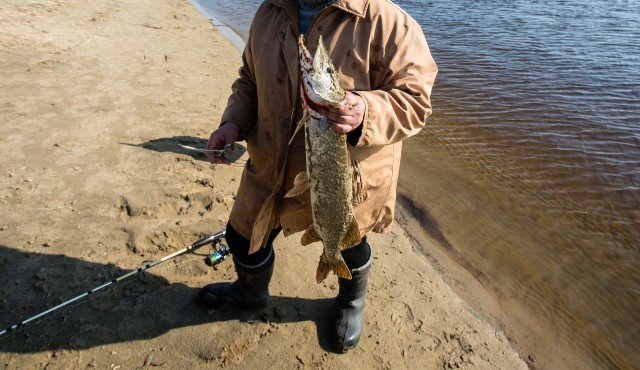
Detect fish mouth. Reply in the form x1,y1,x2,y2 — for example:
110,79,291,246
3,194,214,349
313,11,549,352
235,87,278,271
299,35,345,113
301,82,327,114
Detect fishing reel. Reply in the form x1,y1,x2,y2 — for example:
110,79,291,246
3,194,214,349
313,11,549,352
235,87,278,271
204,236,232,267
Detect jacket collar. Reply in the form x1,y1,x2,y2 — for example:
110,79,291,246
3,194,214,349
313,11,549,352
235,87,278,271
267,0,369,18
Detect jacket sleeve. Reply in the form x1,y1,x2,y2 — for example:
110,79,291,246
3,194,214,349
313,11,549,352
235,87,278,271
353,22,437,147
219,19,259,140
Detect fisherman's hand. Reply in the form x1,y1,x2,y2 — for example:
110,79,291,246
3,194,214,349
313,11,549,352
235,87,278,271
206,122,241,164
320,92,365,134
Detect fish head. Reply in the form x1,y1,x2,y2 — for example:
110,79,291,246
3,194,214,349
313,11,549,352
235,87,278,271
299,35,346,115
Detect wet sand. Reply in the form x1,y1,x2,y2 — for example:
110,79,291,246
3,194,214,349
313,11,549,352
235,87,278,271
0,0,528,368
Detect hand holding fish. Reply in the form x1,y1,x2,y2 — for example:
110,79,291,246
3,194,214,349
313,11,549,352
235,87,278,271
317,92,365,134
207,122,241,164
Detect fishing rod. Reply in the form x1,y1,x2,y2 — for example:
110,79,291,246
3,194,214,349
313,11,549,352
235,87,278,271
0,229,231,337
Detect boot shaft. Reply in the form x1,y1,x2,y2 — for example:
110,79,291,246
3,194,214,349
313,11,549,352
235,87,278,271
337,256,371,306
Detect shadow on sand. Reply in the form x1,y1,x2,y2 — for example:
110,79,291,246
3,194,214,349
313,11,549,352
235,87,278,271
0,245,336,353
120,135,247,164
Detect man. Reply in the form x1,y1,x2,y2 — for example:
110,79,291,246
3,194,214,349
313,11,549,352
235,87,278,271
197,0,437,353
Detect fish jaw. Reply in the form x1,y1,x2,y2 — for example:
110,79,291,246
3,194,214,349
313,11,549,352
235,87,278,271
298,35,346,114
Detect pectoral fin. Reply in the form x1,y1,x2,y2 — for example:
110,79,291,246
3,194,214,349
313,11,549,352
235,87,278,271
293,171,308,186
284,172,310,198
288,112,308,145
301,223,322,245
339,218,361,251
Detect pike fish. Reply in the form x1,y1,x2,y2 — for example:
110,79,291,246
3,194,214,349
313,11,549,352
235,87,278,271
285,35,361,283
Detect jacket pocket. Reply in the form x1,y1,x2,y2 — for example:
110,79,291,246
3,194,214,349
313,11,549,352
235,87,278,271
352,159,367,205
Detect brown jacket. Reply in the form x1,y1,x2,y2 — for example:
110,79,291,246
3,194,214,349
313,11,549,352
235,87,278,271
221,0,437,253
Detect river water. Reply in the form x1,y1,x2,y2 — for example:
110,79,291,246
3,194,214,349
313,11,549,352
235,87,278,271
193,0,640,368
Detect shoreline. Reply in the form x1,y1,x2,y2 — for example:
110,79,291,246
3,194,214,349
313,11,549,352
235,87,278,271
188,0,246,53
0,0,527,368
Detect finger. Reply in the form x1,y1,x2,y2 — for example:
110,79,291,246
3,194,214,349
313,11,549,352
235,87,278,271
344,93,365,115
330,122,352,134
328,104,354,116
206,153,230,165
205,153,218,164
319,103,351,117
315,106,331,117
325,110,355,124
207,133,225,151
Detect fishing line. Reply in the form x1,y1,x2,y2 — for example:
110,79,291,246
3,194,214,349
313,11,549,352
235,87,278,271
0,230,231,338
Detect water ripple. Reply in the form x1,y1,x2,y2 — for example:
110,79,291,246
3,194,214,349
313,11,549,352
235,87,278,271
195,0,639,368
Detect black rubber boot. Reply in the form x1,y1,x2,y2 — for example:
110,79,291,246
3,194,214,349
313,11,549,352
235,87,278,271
332,256,372,353
197,255,274,310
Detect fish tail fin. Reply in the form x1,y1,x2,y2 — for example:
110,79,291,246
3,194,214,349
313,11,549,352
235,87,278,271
340,218,361,251
316,252,352,283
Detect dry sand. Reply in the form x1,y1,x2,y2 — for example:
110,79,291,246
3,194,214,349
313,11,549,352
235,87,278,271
0,0,528,368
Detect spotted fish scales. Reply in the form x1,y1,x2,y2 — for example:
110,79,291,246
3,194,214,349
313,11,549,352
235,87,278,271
285,35,361,283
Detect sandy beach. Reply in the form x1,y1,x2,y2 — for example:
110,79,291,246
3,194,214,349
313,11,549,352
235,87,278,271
0,0,528,368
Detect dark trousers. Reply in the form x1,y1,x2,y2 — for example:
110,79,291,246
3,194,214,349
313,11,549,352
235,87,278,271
225,223,371,272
